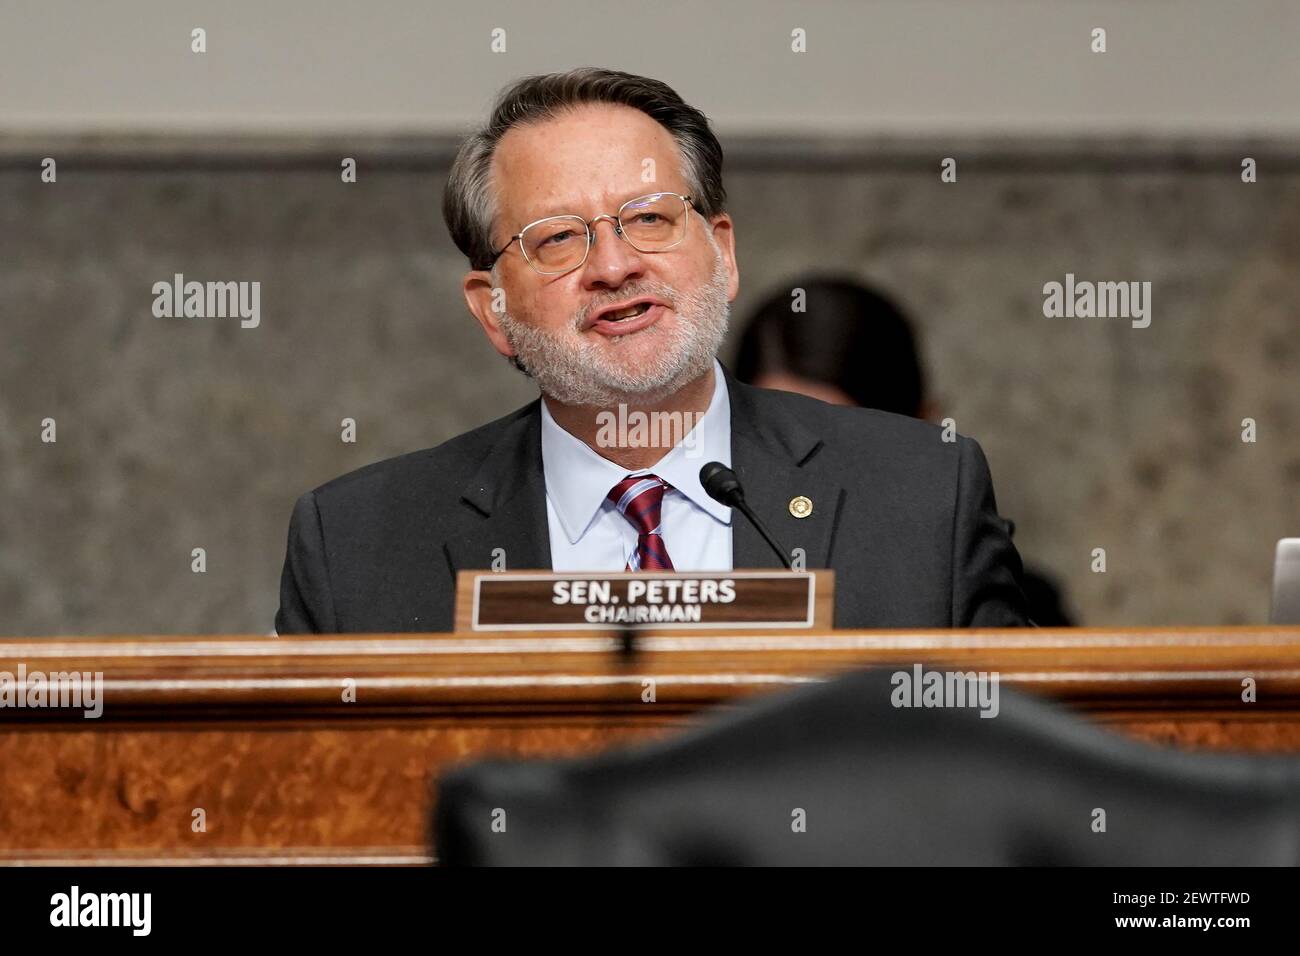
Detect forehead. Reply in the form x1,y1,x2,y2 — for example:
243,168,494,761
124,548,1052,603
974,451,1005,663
490,103,688,226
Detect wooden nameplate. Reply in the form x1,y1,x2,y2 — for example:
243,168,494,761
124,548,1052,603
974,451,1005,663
454,569,834,633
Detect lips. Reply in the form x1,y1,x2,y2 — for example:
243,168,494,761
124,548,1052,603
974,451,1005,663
586,297,669,336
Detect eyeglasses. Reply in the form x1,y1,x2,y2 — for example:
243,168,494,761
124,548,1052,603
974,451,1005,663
485,192,698,275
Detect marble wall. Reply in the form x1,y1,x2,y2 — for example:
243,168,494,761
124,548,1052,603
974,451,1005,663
1,138,1296,633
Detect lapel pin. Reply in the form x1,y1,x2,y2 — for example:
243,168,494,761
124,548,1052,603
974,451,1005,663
788,495,813,518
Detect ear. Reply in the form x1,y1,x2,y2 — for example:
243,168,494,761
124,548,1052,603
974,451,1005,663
462,269,515,359
707,213,740,302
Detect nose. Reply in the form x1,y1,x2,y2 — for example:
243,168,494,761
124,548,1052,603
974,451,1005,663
579,216,645,290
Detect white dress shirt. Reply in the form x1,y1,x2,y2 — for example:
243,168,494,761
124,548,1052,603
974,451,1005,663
540,359,733,572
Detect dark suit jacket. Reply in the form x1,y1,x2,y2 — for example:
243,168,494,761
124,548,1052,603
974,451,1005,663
275,365,1028,633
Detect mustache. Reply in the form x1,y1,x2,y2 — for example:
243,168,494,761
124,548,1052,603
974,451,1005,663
575,286,678,329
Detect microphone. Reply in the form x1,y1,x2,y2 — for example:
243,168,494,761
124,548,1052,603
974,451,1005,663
700,462,793,570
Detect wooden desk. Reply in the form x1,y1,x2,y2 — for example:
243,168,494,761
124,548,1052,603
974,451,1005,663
1,626,1298,865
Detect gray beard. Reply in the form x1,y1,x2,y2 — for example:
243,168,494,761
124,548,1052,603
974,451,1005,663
496,246,731,408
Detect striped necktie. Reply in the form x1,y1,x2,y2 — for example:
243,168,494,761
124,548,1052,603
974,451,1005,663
607,474,675,571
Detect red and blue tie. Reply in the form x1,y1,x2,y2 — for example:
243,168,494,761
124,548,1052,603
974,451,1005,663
607,474,675,571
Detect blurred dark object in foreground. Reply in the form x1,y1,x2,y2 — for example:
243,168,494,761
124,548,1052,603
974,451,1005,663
436,668,1300,865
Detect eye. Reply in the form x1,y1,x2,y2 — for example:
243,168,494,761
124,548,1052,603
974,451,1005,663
540,229,577,246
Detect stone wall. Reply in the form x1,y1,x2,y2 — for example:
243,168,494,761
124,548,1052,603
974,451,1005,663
1,138,1296,633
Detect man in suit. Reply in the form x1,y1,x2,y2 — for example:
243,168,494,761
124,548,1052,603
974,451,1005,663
275,67,1028,634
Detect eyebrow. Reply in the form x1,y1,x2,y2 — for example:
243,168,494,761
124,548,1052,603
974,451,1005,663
520,188,679,226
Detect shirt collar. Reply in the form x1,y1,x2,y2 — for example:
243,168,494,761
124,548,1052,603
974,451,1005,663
540,358,733,545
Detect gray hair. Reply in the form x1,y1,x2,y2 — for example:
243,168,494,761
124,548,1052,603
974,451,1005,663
443,67,727,272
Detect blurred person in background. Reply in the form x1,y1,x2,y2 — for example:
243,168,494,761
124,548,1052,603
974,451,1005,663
734,276,1075,626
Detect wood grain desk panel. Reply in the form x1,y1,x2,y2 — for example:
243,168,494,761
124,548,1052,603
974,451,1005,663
1,627,1298,864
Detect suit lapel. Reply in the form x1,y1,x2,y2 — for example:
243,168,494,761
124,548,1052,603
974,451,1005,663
442,367,847,574
443,400,553,573
725,366,845,571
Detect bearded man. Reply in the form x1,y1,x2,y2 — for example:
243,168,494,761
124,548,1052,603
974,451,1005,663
275,67,1028,634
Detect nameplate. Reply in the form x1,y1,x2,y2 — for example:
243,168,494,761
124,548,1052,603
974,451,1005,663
454,570,833,632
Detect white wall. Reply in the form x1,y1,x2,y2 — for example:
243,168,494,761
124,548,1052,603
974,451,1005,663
1,0,1297,137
